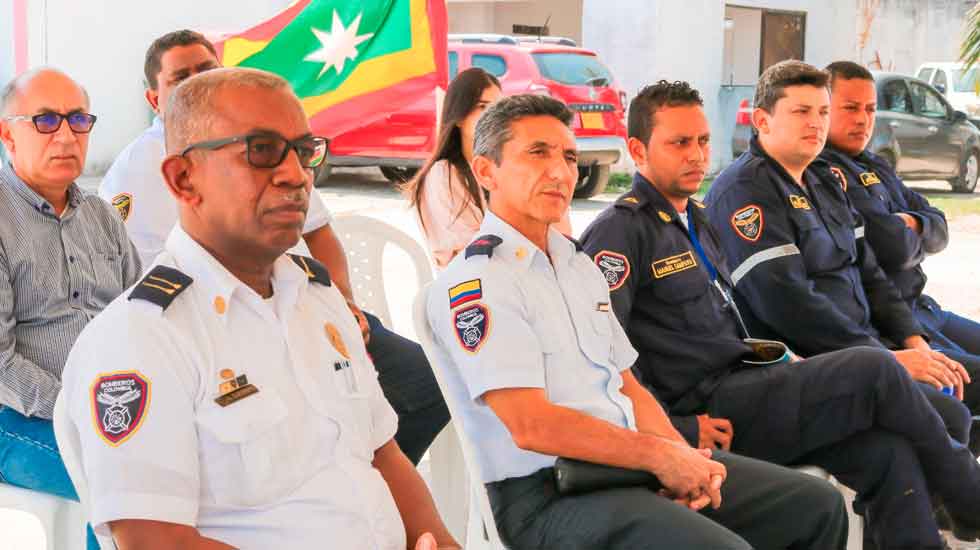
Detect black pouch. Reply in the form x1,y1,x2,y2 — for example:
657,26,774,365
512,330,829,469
554,457,663,496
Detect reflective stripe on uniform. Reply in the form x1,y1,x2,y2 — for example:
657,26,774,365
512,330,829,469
855,226,865,239
731,244,802,286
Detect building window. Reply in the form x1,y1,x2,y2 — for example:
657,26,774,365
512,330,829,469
722,5,806,85
759,10,806,75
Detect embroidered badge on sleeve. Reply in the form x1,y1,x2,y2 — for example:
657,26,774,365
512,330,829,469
594,251,631,291
111,193,132,221
90,371,151,447
731,205,764,242
453,303,491,354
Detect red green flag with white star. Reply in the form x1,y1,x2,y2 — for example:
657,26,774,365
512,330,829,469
214,0,448,138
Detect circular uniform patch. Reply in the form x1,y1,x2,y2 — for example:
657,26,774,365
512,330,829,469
90,371,150,447
731,204,764,242
453,303,491,354
593,250,631,291
111,193,132,221
829,166,847,191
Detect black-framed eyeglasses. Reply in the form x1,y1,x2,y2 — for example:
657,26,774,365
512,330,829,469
180,133,328,169
3,112,97,134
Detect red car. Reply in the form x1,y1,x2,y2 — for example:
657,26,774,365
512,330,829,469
318,34,628,198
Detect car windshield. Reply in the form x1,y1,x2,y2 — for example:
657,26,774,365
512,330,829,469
532,52,613,86
953,67,978,93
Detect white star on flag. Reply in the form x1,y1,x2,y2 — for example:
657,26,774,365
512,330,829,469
304,10,374,78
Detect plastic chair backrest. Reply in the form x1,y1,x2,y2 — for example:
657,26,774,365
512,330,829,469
331,214,434,328
413,283,508,549
53,393,114,549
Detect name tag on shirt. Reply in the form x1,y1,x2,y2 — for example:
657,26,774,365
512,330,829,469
652,251,698,279
334,360,359,393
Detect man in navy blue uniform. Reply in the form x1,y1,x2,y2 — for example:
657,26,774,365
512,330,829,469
818,61,980,424
581,78,980,548
704,61,975,448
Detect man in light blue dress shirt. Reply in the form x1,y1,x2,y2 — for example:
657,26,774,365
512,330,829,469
427,94,846,550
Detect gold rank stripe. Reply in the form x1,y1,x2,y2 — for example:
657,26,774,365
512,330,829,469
141,275,183,295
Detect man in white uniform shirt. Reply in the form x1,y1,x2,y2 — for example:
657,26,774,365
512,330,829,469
100,29,449,466
63,68,458,550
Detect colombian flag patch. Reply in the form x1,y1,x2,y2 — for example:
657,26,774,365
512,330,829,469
448,279,482,309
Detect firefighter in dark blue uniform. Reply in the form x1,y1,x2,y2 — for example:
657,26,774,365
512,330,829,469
582,78,980,548
705,62,975,451
818,61,980,425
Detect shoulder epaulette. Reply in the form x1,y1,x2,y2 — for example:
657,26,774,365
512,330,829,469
615,193,644,209
127,265,193,310
465,234,503,259
288,254,332,286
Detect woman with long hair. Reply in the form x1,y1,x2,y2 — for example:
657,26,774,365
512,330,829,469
407,67,570,267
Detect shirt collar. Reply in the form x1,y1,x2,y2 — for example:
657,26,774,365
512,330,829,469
164,224,309,323
478,211,577,272
0,160,84,216
148,116,164,137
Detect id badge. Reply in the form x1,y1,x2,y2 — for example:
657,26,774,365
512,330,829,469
334,360,358,393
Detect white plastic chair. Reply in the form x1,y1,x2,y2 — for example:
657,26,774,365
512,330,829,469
0,482,87,550
794,465,863,550
331,214,434,329
52,393,114,549
330,215,476,541
0,399,94,550
413,283,509,550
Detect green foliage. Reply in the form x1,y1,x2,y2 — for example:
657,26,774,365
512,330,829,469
961,3,980,71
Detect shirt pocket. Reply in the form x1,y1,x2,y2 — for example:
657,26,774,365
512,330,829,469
91,252,126,302
792,212,846,274
195,387,294,507
647,262,717,332
308,361,376,461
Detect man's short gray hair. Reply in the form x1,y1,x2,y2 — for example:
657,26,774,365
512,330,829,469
164,67,293,154
473,94,573,164
0,67,89,116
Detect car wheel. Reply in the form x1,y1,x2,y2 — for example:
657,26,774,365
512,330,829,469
379,166,419,183
574,164,610,199
313,162,333,188
951,150,979,193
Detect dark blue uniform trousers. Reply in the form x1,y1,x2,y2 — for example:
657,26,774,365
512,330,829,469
365,312,450,464
486,452,846,550
706,346,980,550
913,295,980,417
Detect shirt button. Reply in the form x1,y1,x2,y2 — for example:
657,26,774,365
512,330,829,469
72,291,80,299
68,256,75,263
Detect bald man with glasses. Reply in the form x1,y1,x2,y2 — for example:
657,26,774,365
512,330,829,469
0,67,140,550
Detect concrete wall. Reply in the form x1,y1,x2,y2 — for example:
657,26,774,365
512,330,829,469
0,1,14,88
15,0,293,175
860,0,974,74
582,0,728,170
585,0,972,172
447,0,583,44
